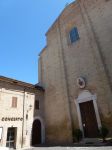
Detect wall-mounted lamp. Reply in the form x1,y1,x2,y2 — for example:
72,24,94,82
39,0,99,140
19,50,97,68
29,104,32,110
27,104,32,114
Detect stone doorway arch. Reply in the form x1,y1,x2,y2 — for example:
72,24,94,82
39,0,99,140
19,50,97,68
32,119,42,145
75,90,101,138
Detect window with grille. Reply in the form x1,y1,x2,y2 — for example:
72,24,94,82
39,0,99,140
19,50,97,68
69,27,79,43
12,97,17,108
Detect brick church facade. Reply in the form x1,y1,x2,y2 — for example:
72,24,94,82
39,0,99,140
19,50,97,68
38,0,112,144
0,0,112,148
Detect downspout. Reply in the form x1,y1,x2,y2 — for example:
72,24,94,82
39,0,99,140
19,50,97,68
21,88,25,148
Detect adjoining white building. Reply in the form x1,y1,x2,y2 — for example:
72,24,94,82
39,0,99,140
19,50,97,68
0,76,44,149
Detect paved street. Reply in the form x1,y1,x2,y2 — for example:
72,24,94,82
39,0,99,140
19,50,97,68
23,147,112,150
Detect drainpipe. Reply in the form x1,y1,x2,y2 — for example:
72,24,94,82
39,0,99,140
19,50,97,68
21,88,26,148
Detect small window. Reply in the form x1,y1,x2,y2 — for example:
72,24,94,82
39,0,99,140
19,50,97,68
12,97,17,108
26,114,28,120
69,27,79,43
35,100,39,110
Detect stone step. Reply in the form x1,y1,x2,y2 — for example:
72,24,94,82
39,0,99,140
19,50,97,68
80,138,102,144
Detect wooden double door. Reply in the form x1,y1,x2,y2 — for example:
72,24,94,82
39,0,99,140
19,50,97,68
79,101,99,138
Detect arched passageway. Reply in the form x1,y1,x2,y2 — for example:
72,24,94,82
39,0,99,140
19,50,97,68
32,119,41,146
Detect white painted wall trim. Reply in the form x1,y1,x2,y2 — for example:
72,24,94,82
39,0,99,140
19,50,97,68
75,90,101,137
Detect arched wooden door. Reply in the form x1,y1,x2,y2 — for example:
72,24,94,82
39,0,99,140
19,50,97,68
32,119,41,146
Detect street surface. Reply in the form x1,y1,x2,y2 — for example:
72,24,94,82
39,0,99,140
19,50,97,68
24,147,112,150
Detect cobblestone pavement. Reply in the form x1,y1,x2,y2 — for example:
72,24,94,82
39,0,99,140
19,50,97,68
23,147,112,150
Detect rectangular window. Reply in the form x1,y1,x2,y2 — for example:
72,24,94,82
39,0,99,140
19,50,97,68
69,27,79,43
12,97,17,108
35,100,39,110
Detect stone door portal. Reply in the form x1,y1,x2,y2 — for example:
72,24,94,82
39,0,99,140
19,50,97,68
79,101,99,138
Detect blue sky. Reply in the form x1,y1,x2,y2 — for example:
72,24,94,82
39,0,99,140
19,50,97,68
0,0,74,84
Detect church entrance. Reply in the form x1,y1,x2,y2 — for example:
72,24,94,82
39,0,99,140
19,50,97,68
79,101,99,138
32,119,41,146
